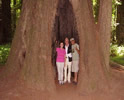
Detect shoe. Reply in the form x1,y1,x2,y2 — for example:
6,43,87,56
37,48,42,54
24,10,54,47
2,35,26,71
68,80,71,83
59,81,62,85
63,80,67,83
73,81,77,85
61,81,64,84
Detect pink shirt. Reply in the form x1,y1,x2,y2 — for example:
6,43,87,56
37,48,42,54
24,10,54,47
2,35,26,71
56,48,66,62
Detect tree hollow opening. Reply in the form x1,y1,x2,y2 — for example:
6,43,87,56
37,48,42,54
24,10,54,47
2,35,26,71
52,0,79,76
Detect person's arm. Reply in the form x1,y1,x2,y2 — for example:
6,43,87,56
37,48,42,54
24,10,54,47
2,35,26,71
75,44,80,54
64,55,66,67
64,51,66,67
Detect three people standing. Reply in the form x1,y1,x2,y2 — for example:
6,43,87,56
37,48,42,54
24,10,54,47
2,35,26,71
56,37,79,85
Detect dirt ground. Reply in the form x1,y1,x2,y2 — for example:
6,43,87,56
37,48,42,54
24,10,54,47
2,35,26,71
0,66,124,100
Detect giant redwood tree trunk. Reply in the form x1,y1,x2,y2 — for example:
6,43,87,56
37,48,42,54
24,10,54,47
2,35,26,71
5,0,58,92
71,0,112,92
4,0,112,93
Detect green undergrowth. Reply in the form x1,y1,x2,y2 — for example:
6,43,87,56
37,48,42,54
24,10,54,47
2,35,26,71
0,44,11,65
110,56,124,66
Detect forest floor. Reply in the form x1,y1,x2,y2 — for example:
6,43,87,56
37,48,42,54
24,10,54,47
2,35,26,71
0,65,124,100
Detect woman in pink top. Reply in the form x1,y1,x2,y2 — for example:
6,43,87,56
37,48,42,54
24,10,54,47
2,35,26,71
56,42,66,85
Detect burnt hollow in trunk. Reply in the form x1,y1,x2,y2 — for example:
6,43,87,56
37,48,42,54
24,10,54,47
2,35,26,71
51,0,79,69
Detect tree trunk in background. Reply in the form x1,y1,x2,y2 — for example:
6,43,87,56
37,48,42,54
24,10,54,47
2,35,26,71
20,0,23,8
116,1,124,45
12,0,23,38
5,0,112,93
0,0,3,44
12,0,16,35
2,0,12,43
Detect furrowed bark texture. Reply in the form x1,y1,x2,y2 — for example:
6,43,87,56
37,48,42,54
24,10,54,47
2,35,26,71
5,0,112,93
6,0,58,91
71,0,112,92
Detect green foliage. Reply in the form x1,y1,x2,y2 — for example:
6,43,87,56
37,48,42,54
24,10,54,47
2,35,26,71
92,0,122,45
0,44,11,65
110,45,118,57
111,56,124,66
11,0,21,19
11,0,22,36
110,44,124,57
92,0,99,23
111,0,122,44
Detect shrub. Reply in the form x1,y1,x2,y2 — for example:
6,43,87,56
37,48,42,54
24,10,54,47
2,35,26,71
110,44,118,57
0,44,11,65
110,44,124,57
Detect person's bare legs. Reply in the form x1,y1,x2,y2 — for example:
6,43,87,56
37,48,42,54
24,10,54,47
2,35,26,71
74,72,78,82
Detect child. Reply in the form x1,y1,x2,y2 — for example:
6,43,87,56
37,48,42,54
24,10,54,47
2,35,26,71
56,42,66,85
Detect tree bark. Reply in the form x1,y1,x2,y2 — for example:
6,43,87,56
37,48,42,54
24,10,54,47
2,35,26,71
6,0,58,92
71,0,112,92
5,0,112,93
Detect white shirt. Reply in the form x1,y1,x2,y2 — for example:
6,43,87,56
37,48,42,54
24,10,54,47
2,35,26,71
65,45,72,58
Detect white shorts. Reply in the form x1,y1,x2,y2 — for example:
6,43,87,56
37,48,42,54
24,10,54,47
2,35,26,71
72,60,79,72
